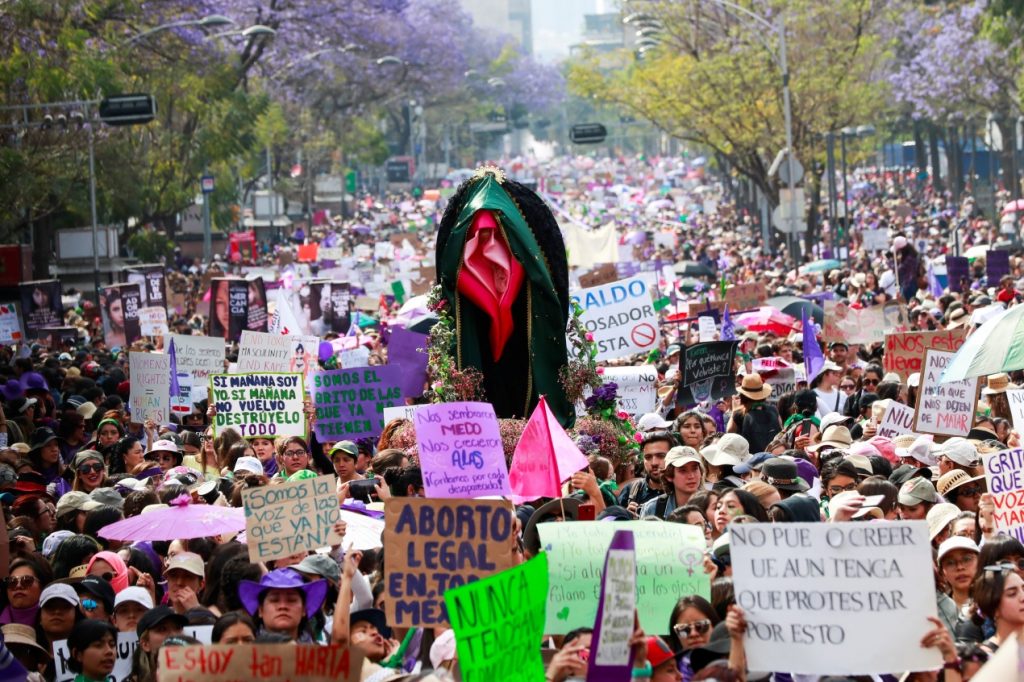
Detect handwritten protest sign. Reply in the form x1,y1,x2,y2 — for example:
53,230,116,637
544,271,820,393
414,402,511,498
340,347,370,368
697,314,716,342
383,498,515,627
444,553,548,682
825,301,908,345
56,626,212,682
539,521,709,634
883,328,967,381
725,282,767,310
0,303,23,344
338,506,385,551
157,644,361,682
167,334,224,383
210,373,305,438
601,365,657,417
238,330,293,372
982,448,1024,542
1007,390,1024,435
139,306,169,337
877,401,915,438
913,350,978,437
242,474,342,562
129,352,170,424
311,366,404,440
676,341,738,407
383,404,421,424
588,530,637,681
571,276,660,361
730,521,941,675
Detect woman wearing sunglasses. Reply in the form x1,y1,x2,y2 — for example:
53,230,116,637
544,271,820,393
85,551,130,594
0,555,52,626
70,451,109,495
667,595,719,681
971,562,1024,655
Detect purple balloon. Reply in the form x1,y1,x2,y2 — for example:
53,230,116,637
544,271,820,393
318,341,334,362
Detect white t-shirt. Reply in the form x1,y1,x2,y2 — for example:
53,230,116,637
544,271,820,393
815,387,847,419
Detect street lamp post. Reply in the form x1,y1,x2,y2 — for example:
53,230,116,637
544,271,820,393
121,15,235,46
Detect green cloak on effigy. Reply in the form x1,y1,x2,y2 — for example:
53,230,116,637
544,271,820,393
435,167,574,427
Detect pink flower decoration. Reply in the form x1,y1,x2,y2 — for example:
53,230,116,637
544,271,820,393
585,332,595,341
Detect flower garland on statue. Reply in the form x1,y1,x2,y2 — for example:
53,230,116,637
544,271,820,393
559,301,640,465
424,284,486,403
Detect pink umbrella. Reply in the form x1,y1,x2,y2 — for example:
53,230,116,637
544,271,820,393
98,498,245,542
733,306,798,336
1003,199,1024,214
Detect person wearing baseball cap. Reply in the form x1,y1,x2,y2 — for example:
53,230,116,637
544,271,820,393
112,586,154,634
329,440,364,491
898,477,938,520
131,606,188,681
163,552,205,615
637,412,673,432
641,447,704,520
38,583,81,653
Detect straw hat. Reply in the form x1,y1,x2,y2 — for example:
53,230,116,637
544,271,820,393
982,373,1017,396
737,374,772,401
936,469,986,497
947,308,969,329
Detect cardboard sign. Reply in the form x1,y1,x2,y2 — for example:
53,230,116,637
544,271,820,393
237,330,294,373
413,402,511,499
983,448,1024,543
883,328,967,381
311,366,404,440
0,303,22,344
539,521,709,634
877,401,915,439
210,373,305,438
677,341,739,407
600,365,657,418
242,474,341,562
444,553,549,682
166,334,225,383
913,349,978,437
139,306,169,337
697,314,716,342
824,301,908,345
725,282,767,310
383,498,516,627
56,626,212,682
340,347,370,368
588,530,637,680
1008,390,1024,435
730,521,942,675
129,351,170,424
571,276,660,361
158,644,360,682
579,263,619,288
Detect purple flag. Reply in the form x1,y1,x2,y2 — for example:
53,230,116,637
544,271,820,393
168,339,180,398
802,307,824,384
721,305,735,341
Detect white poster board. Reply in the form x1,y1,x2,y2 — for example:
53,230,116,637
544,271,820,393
730,521,941,675
129,351,170,424
877,401,915,439
570,276,660,361
238,330,293,373
914,349,978,437
1007,389,1024,435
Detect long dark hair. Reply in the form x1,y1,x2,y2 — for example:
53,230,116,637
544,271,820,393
212,610,257,644
667,595,719,654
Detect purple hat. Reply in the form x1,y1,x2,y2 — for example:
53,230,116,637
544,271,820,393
21,372,47,392
238,568,327,619
793,458,818,489
1,380,23,402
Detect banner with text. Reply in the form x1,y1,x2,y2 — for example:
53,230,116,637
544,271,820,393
158,644,361,682
913,349,978,437
414,402,511,498
883,328,967,381
311,366,404,441
129,352,170,424
982,447,1024,543
677,341,739,407
571,276,660,361
242,474,342,563
210,373,304,438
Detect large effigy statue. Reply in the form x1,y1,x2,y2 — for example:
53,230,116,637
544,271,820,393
434,166,574,427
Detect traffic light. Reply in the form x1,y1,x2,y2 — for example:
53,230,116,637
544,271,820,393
99,94,157,126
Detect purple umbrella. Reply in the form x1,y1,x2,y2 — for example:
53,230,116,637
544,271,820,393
98,497,245,541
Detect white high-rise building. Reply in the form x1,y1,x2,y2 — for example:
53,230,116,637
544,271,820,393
460,0,533,54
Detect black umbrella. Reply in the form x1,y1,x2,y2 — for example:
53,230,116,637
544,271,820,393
673,260,715,278
406,313,439,334
765,295,824,325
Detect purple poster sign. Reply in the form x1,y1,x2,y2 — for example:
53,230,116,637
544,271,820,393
946,256,970,294
413,402,511,498
311,366,405,441
587,529,637,681
987,249,1010,284
389,327,429,399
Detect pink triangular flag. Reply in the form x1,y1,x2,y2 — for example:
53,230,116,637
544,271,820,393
509,395,590,504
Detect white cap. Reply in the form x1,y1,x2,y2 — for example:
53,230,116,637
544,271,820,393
636,413,673,431
39,583,79,608
114,586,155,611
233,456,264,476
937,536,979,563
936,437,979,467
429,629,457,669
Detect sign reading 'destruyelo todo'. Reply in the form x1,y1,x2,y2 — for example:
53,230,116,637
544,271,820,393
157,644,361,682
913,349,978,437
414,402,511,499
982,448,1024,543
539,521,709,634
383,498,515,627
210,373,304,438
570,276,660,361
444,553,549,682
242,474,342,563
311,366,404,440
729,521,941,675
